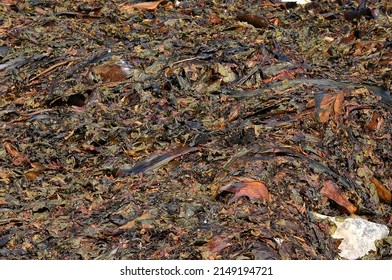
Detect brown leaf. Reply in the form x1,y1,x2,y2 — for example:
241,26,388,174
236,14,269,28
4,140,29,166
119,211,152,230
120,0,163,13
321,180,357,214
219,179,270,202
93,62,129,83
262,69,296,83
333,92,345,118
315,93,334,123
315,91,345,123
365,112,382,131
207,13,222,25
205,236,232,253
30,162,45,170
0,197,7,206
4,140,22,158
46,159,62,170
200,235,232,260
24,169,41,180
227,104,241,122
339,33,356,44
370,177,392,204
151,246,175,259
0,168,11,181
24,162,46,180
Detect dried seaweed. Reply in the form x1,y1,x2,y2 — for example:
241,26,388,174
0,0,390,260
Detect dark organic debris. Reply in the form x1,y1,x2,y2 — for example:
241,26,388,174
116,147,198,176
0,0,390,260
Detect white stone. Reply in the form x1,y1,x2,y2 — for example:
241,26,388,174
312,213,389,259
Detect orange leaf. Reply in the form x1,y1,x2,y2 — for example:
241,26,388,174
4,140,22,158
315,91,345,123
24,169,41,180
4,140,29,166
315,93,335,123
0,197,7,206
120,0,163,13
370,177,391,204
30,162,46,170
365,112,382,131
219,179,269,202
24,162,46,180
321,180,357,214
272,18,280,26
333,92,345,117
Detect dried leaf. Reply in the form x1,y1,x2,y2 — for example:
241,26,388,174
30,162,45,170
4,140,22,158
262,69,296,83
321,180,357,214
200,235,232,260
4,140,29,166
315,93,334,123
24,169,41,180
0,168,11,184
370,177,391,204
120,0,163,13
365,112,382,131
333,92,345,118
0,197,7,206
119,211,152,230
93,59,132,83
24,162,46,179
205,236,232,253
117,146,198,175
207,13,222,25
236,14,269,28
315,91,345,123
227,104,241,122
219,179,270,202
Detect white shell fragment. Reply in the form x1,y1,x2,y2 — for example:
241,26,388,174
312,213,390,259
